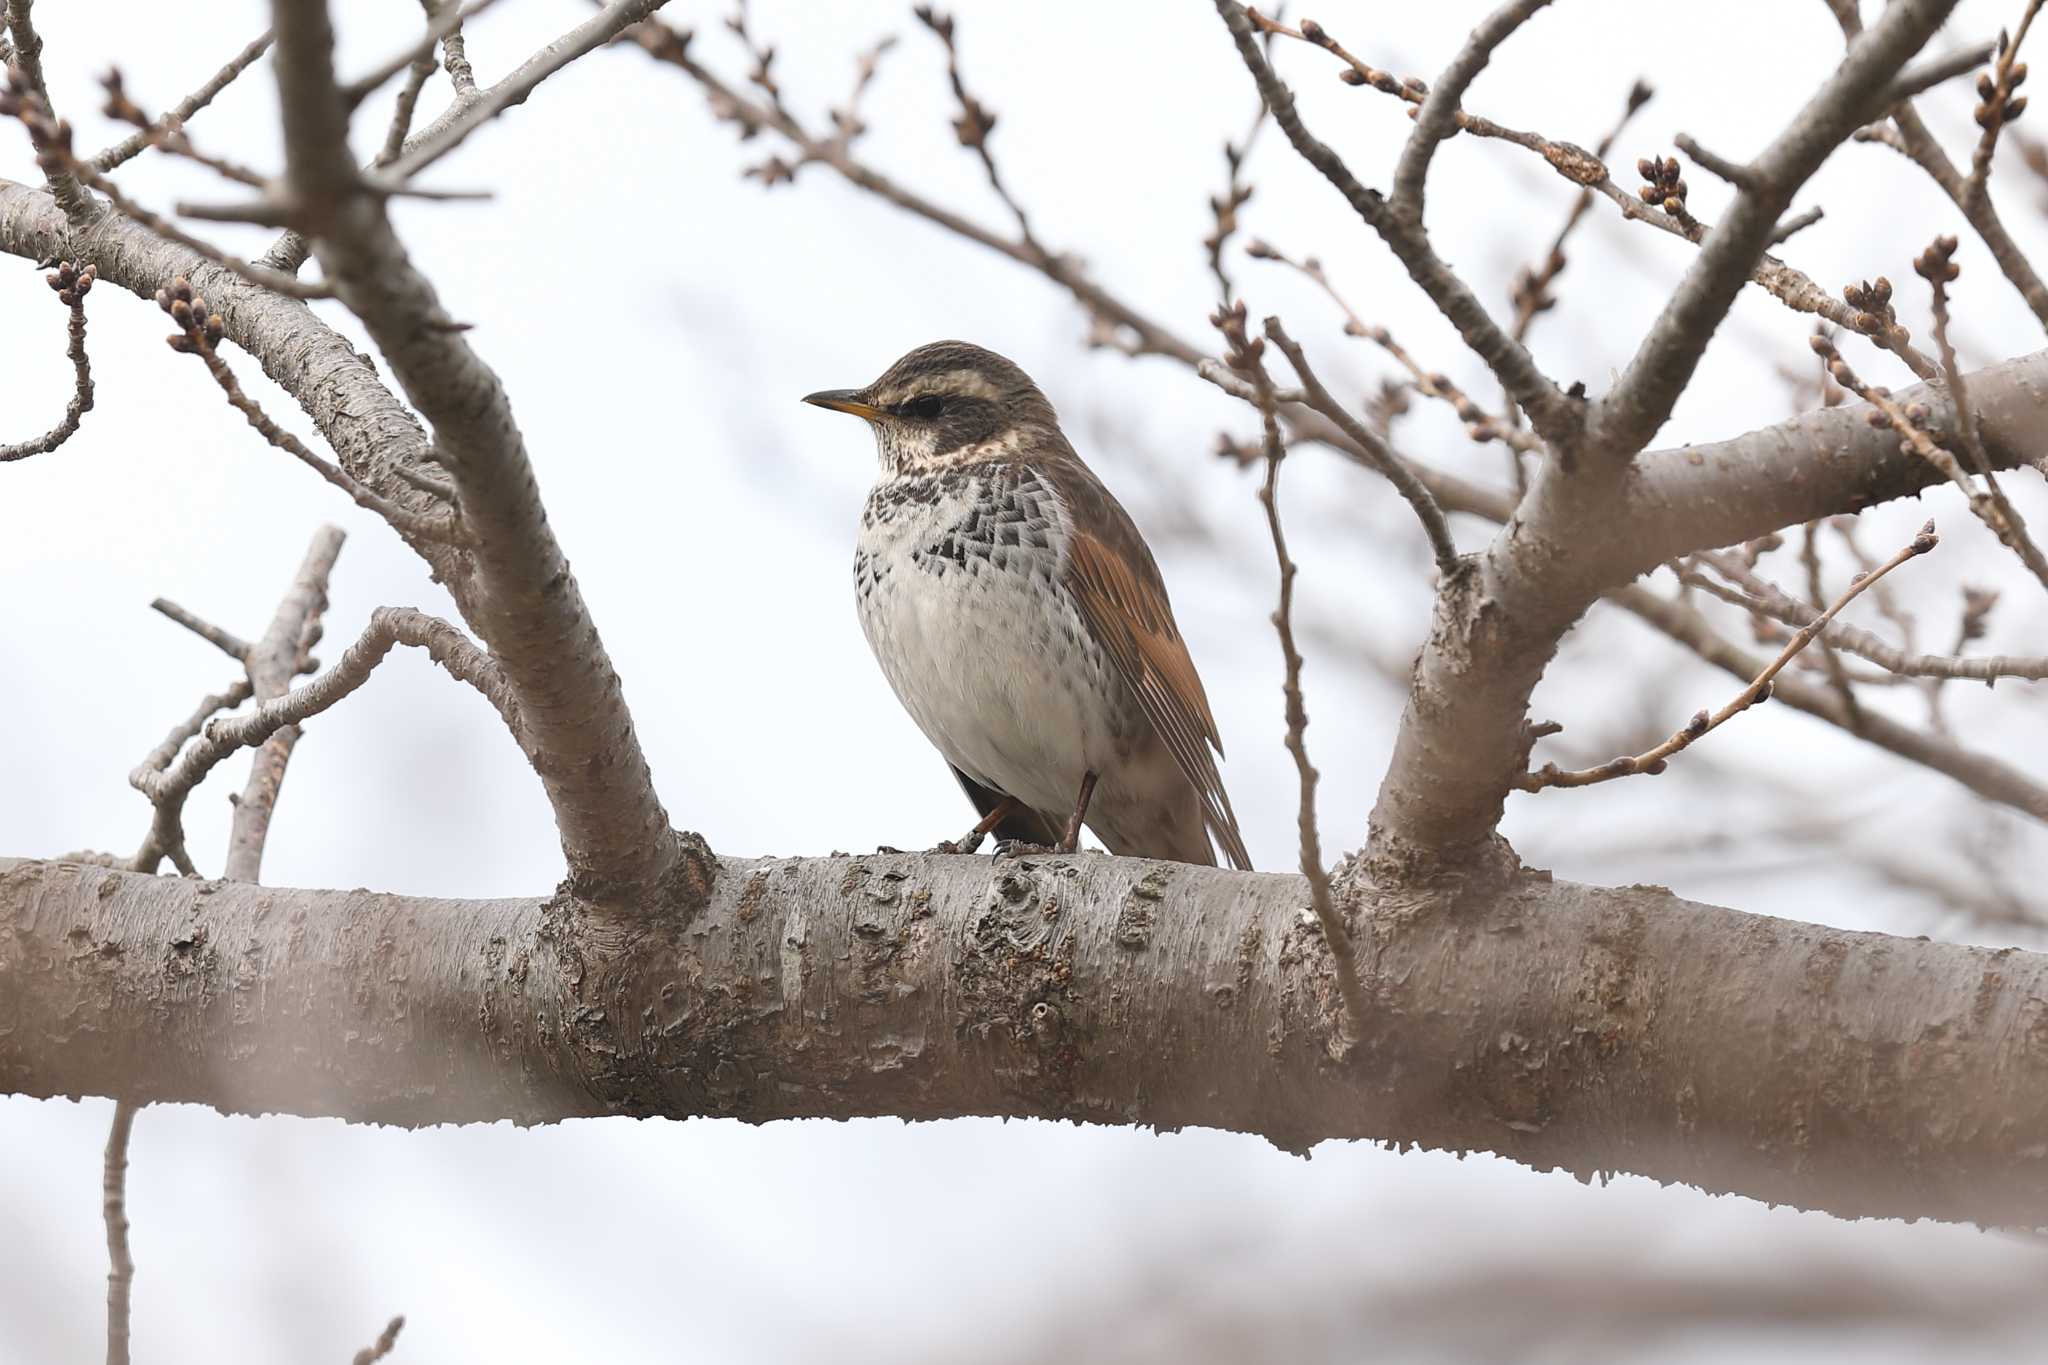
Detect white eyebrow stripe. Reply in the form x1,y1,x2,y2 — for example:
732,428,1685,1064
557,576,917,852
876,369,1006,405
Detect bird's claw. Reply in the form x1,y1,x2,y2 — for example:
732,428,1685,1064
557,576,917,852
992,838,1058,860
927,830,989,855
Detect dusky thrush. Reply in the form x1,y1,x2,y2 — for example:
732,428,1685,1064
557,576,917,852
805,340,1252,870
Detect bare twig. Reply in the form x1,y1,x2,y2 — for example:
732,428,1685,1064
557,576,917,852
97,70,267,187
1885,39,2001,105
1259,317,1462,577
1965,2,2043,210
1509,78,1654,345
154,276,467,544
382,0,670,181
223,529,345,882
1813,330,2048,593
352,1316,406,1365
1801,520,1865,728
92,30,274,172
150,598,252,662
1684,551,2046,682
4,0,88,218
378,46,438,166
1218,0,1581,450
126,679,252,876
1250,241,1544,455
342,0,501,108
436,0,477,96
102,1100,135,1365
1613,583,2048,821
155,606,521,822
1522,524,1939,790
1205,101,1266,305
0,259,94,462
913,7,1045,257
1214,304,1366,1049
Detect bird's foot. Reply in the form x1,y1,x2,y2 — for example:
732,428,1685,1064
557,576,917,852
992,838,1059,860
928,829,989,855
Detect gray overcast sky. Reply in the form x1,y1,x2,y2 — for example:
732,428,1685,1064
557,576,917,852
4,1,2047,1359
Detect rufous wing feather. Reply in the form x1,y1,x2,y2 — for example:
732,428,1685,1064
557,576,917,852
1064,522,1253,871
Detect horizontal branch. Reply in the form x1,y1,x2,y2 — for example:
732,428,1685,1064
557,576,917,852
5,854,2048,1229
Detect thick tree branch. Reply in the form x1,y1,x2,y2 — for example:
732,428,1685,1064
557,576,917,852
6,854,2048,1229
265,0,696,908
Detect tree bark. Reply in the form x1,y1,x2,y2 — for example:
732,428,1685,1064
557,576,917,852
5,854,2043,1228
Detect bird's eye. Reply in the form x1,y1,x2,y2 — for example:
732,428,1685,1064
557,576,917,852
901,394,947,420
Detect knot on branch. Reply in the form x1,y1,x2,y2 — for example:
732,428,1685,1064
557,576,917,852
1543,139,1607,186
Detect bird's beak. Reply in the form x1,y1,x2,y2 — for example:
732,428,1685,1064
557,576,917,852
803,388,884,420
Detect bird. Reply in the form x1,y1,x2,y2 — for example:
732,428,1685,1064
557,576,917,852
804,340,1251,870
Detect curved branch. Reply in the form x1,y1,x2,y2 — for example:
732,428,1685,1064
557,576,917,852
6,854,2048,1229
262,0,696,907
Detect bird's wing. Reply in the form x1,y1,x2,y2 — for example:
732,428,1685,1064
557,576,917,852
1056,468,1253,871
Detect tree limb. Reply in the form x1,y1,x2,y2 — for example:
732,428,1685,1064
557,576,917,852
265,0,697,908
6,853,2048,1229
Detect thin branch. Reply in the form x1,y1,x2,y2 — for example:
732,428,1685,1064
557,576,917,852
154,276,467,544
1838,0,2048,336
1509,78,1654,345
1884,39,1999,105
1250,240,1544,454
102,1100,135,1365
223,528,346,882
126,678,253,876
377,36,438,166
1259,317,1462,577
1800,520,1865,728
186,607,522,781
913,6,1046,257
97,69,268,187
436,0,477,97
1813,331,2048,593
1683,551,2046,682
1768,204,1827,245
1612,584,2048,822
1521,524,1939,791
4,0,88,218
381,0,670,181
150,597,252,662
0,259,93,462
129,602,515,882
1392,0,1556,213
352,1317,406,1365
92,30,274,172
1964,1,2043,211
1214,0,1581,449
1215,305,1367,1049
342,0,501,108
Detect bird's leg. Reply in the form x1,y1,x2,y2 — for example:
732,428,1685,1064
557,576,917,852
931,797,1020,855
1058,771,1098,854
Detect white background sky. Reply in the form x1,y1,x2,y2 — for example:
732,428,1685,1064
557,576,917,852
4,1,2047,1360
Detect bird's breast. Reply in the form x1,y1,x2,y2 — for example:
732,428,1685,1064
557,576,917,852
853,468,1143,807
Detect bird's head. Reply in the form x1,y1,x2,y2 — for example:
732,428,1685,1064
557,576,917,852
803,340,1063,475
